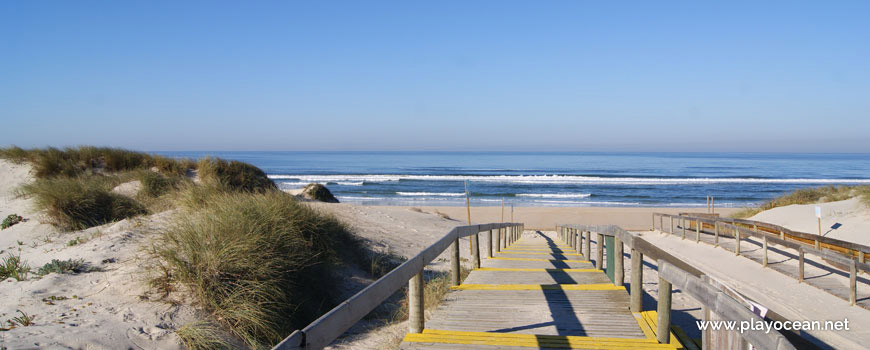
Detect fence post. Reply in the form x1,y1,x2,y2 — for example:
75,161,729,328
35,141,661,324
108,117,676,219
695,219,701,243
472,232,480,269
798,249,805,283
714,221,719,247
657,276,672,344
670,216,674,234
488,229,493,258
851,259,858,306
614,237,624,286
584,231,591,260
762,236,768,267
408,271,424,333
576,230,582,254
451,238,460,286
630,249,643,312
652,213,655,230
682,218,686,240
596,233,605,270
735,226,741,256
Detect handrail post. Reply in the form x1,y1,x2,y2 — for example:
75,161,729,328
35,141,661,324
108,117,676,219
472,231,480,269
695,219,700,243
630,248,643,312
652,213,655,230
451,237,460,286
670,216,674,234
735,226,741,256
584,231,591,259
576,230,582,254
798,248,805,283
714,221,719,247
762,236,768,267
614,237,624,286
657,276,672,344
850,258,858,306
408,270,424,333
681,217,686,240
596,233,605,270
488,229,493,258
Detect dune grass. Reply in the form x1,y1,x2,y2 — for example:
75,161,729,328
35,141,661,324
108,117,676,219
731,185,870,219
0,146,194,178
196,157,275,193
150,187,368,347
0,254,30,281
18,176,147,230
176,321,231,350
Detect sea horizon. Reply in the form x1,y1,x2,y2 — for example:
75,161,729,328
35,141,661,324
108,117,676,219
155,151,870,208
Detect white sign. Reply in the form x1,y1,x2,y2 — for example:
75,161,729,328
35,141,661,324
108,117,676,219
815,206,822,218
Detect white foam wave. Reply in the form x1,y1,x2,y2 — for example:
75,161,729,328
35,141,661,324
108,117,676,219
269,174,870,185
517,193,591,198
397,192,466,197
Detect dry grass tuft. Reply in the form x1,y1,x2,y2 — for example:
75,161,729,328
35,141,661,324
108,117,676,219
18,176,147,230
151,188,367,347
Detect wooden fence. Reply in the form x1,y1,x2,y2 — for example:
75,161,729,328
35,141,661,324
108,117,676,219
557,224,797,350
653,213,865,306
272,222,524,350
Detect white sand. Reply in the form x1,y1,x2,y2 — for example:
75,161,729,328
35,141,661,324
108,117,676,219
750,198,870,245
0,160,198,349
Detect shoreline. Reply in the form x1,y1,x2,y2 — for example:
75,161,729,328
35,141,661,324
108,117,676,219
367,205,738,231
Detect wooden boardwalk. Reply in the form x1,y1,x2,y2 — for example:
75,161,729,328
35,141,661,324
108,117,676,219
400,231,687,350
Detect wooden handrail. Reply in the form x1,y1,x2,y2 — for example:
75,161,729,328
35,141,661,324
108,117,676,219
655,212,870,262
273,222,524,350
557,224,798,350
652,213,865,307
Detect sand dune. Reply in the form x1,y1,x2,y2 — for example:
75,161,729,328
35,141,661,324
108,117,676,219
750,197,870,245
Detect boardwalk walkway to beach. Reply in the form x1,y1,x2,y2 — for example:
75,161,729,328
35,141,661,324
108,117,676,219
400,231,686,350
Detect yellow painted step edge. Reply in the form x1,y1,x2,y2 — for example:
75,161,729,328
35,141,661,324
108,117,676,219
450,283,624,291
475,267,598,272
421,329,657,343
489,257,591,263
403,335,677,349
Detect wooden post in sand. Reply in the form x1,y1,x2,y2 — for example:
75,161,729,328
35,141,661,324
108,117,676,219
711,196,715,213
851,259,858,306
614,237,624,287
630,249,643,312
408,271,424,333
657,276,672,344
652,213,655,230
472,232,480,269
487,229,493,258
681,217,686,240
670,216,674,234
584,231,591,259
451,238,460,286
714,221,719,247
596,233,605,270
798,249,805,283
735,227,741,256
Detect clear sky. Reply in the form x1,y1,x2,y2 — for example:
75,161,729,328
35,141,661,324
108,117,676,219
2,1,869,152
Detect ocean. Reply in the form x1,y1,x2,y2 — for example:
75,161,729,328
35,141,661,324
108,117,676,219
156,152,870,207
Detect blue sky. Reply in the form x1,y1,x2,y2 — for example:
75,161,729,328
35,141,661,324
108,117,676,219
2,1,869,152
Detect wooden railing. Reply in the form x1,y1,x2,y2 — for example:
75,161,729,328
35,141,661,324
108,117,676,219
653,213,866,306
556,224,797,350
272,222,524,350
